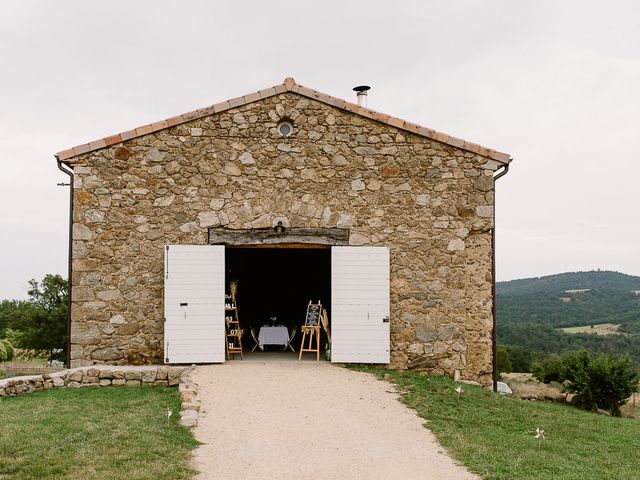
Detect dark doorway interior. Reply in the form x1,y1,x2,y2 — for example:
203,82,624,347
225,247,331,353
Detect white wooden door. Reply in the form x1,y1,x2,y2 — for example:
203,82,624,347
164,245,225,363
331,246,390,363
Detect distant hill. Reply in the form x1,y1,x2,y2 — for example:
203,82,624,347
497,270,640,295
496,270,640,367
497,271,640,331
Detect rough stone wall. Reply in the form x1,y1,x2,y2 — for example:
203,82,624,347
68,92,500,384
0,365,201,427
0,365,187,394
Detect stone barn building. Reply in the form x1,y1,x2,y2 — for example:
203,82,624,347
56,78,511,385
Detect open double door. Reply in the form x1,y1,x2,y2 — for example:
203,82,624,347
163,245,390,364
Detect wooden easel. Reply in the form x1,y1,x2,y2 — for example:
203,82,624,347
298,300,321,361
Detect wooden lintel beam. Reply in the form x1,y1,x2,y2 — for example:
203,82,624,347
208,227,349,246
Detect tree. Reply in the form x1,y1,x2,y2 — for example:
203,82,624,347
506,346,535,373
0,300,22,338
496,347,512,374
8,274,68,362
27,275,68,313
533,350,639,416
0,339,15,361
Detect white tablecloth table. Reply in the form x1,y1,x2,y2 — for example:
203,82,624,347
258,326,290,349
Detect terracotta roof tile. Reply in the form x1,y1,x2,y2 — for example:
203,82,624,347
447,136,465,149
320,94,346,109
56,77,512,164
462,140,487,155
371,111,390,123
104,134,122,147
180,110,199,122
432,132,450,143
191,107,208,118
150,120,169,131
244,91,261,103
227,96,245,108
73,143,92,155
88,139,107,150
257,87,276,99
489,150,511,163
135,125,153,136
403,121,421,135
387,117,405,129
120,129,138,141
57,148,76,159
341,101,360,114
416,126,435,137
212,100,230,113
166,116,183,127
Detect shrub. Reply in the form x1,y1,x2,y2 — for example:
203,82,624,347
496,347,512,374
532,353,563,383
0,341,6,362
506,346,536,372
534,350,639,416
1,339,15,360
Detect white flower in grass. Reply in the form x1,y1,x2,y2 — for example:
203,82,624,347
535,427,545,446
455,385,463,401
167,407,173,424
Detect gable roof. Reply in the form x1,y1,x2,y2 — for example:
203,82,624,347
56,77,511,164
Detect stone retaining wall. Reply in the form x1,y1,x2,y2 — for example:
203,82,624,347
0,365,201,428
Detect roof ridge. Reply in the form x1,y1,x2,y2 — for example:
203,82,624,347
56,77,511,164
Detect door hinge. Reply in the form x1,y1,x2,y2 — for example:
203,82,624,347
165,246,169,279
383,316,390,323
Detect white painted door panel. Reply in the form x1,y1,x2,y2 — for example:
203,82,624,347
164,245,225,363
331,246,390,363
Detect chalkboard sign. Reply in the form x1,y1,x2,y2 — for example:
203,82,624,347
304,301,322,327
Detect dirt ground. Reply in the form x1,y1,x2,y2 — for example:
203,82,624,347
190,361,479,480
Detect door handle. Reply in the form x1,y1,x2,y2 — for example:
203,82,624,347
180,302,188,307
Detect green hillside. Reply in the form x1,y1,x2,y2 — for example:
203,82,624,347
496,271,640,368
497,270,640,295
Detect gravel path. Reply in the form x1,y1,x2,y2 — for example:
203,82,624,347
190,362,479,480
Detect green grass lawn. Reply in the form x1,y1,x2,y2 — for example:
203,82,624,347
0,387,198,480
352,367,640,480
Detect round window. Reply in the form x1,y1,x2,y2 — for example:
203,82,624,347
277,121,293,137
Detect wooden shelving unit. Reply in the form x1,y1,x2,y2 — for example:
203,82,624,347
225,295,243,360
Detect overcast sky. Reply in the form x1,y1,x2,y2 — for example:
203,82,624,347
1,1,639,299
